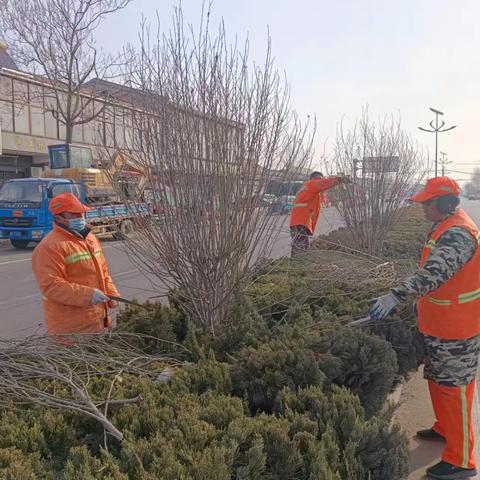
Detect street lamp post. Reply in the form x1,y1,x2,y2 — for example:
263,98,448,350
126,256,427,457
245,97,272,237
418,107,457,177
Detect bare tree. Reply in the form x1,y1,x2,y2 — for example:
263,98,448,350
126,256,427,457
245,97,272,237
327,108,428,255
0,0,130,143
109,6,315,336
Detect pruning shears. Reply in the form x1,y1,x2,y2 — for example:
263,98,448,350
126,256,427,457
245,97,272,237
348,315,374,327
109,296,149,310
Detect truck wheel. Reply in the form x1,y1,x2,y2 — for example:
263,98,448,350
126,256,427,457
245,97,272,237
11,239,30,249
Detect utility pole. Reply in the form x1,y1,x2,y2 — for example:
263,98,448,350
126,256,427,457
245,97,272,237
439,151,452,176
418,108,457,177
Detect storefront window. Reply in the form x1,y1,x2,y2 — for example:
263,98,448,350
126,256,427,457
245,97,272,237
31,106,45,136
0,100,13,131
14,102,30,134
0,76,12,101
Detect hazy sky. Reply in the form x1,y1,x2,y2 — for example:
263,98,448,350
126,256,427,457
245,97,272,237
97,0,480,181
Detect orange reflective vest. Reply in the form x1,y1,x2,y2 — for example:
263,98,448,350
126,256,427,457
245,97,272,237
289,177,340,234
417,209,480,339
32,224,120,335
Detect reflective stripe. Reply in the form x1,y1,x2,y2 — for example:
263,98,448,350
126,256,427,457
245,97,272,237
461,386,469,468
293,203,308,208
426,288,480,306
427,297,452,306
65,250,101,265
458,288,480,304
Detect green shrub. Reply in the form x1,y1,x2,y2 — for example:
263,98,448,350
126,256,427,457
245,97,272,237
0,355,409,480
367,310,425,378
63,447,127,480
116,301,188,355
276,385,409,479
210,295,271,357
309,328,398,415
0,447,51,480
244,273,311,326
231,338,325,413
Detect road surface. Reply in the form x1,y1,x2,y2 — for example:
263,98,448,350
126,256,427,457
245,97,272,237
0,208,343,338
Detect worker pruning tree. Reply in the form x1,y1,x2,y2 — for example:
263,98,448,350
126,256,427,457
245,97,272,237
0,0,130,144
113,5,314,336
329,108,429,256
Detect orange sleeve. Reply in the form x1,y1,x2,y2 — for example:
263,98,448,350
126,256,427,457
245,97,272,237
305,177,341,194
32,243,94,307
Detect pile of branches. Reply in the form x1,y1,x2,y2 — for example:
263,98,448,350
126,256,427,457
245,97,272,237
250,248,404,317
0,333,184,442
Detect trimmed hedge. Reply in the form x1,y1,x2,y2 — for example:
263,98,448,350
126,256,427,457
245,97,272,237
0,358,409,479
0,204,429,478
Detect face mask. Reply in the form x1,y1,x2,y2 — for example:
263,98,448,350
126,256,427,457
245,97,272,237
68,217,87,232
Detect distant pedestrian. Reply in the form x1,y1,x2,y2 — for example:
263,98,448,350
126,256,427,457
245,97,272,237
32,193,119,337
289,172,348,256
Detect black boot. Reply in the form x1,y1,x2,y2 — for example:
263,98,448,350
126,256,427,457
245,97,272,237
427,460,477,479
416,428,445,441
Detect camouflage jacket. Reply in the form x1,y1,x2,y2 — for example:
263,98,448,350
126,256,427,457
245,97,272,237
392,216,477,301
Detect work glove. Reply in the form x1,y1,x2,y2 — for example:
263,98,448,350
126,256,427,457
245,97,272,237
369,292,399,321
91,288,110,305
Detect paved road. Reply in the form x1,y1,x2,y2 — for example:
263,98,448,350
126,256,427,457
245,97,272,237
0,208,343,338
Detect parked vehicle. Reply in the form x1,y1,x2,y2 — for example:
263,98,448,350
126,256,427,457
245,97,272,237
0,178,150,248
0,144,150,249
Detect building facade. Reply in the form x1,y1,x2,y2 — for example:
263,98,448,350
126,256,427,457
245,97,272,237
0,44,140,186
0,43,246,189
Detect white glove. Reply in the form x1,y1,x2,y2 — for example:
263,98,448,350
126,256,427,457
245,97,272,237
91,288,110,305
370,292,399,321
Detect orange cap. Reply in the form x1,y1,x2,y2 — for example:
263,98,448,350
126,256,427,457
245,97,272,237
410,176,461,203
49,193,90,215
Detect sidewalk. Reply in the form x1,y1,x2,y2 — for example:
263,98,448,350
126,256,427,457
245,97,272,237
395,369,480,479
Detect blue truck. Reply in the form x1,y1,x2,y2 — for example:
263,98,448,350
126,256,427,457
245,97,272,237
0,177,149,249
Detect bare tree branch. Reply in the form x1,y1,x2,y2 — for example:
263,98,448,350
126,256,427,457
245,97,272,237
0,0,131,142
326,108,429,255
0,333,183,442
106,5,315,336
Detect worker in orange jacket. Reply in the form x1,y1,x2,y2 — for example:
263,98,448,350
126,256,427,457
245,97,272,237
289,171,347,256
32,193,120,337
370,177,480,479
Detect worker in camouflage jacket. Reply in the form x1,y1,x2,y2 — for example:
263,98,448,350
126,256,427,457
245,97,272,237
370,177,480,480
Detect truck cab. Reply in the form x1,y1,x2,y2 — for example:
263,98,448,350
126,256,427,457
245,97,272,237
0,178,81,249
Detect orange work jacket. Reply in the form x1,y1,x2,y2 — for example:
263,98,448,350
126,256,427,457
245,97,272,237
417,209,480,340
31,224,120,335
289,177,340,234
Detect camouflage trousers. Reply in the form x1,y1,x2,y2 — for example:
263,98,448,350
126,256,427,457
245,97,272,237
290,225,311,257
423,333,480,386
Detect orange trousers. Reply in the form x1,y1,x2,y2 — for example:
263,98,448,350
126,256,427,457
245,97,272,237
429,379,476,469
